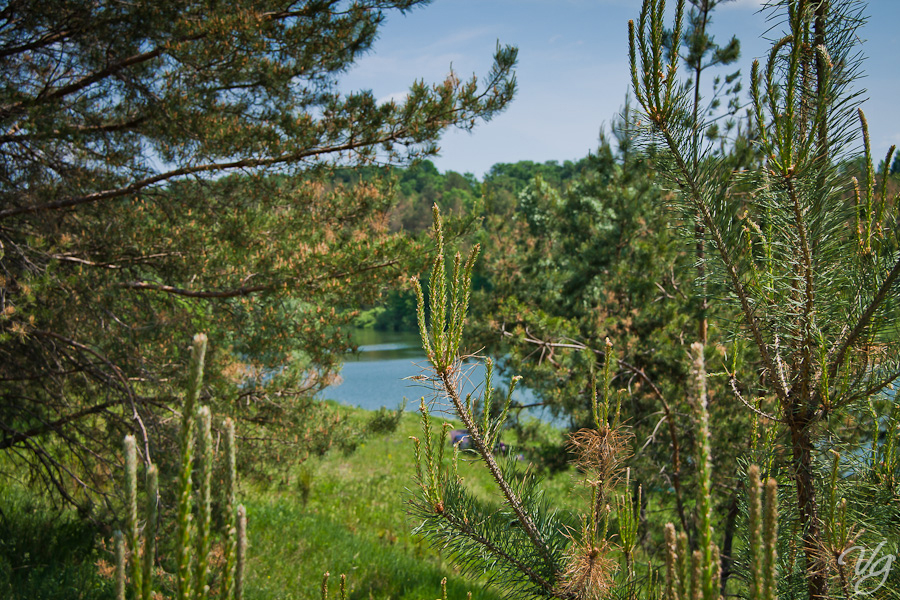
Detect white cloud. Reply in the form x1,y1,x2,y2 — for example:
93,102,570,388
720,0,766,10
376,91,409,106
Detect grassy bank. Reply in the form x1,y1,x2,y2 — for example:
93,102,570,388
243,403,577,600
0,403,576,599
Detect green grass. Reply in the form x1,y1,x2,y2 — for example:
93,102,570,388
0,403,578,599
243,403,580,600
0,482,114,599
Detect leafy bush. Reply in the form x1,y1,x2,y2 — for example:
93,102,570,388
366,400,407,435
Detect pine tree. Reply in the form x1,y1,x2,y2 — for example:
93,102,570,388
0,0,516,509
629,0,900,597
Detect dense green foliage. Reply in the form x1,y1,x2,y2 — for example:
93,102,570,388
401,1,900,600
4,0,900,598
0,0,516,511
345,157,596,332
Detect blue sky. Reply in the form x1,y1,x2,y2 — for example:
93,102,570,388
342,0,900,177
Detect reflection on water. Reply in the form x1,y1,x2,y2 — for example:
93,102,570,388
318,329,554,422
357,342,420,353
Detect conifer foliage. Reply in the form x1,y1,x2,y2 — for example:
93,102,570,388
410,208,640,600
0,0,517,509
629,0,900,597
409,1,900,599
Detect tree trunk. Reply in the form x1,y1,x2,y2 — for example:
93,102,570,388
719,490,740,596
789,412,828,600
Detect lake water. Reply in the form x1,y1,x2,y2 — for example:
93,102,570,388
318,329,553,421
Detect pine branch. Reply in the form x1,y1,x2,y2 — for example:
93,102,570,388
0,400,119,450
416,491,568,598
656,123,789,407
439,369,561,578
0,134,412,220
117,259,400,298
826,254,900,391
